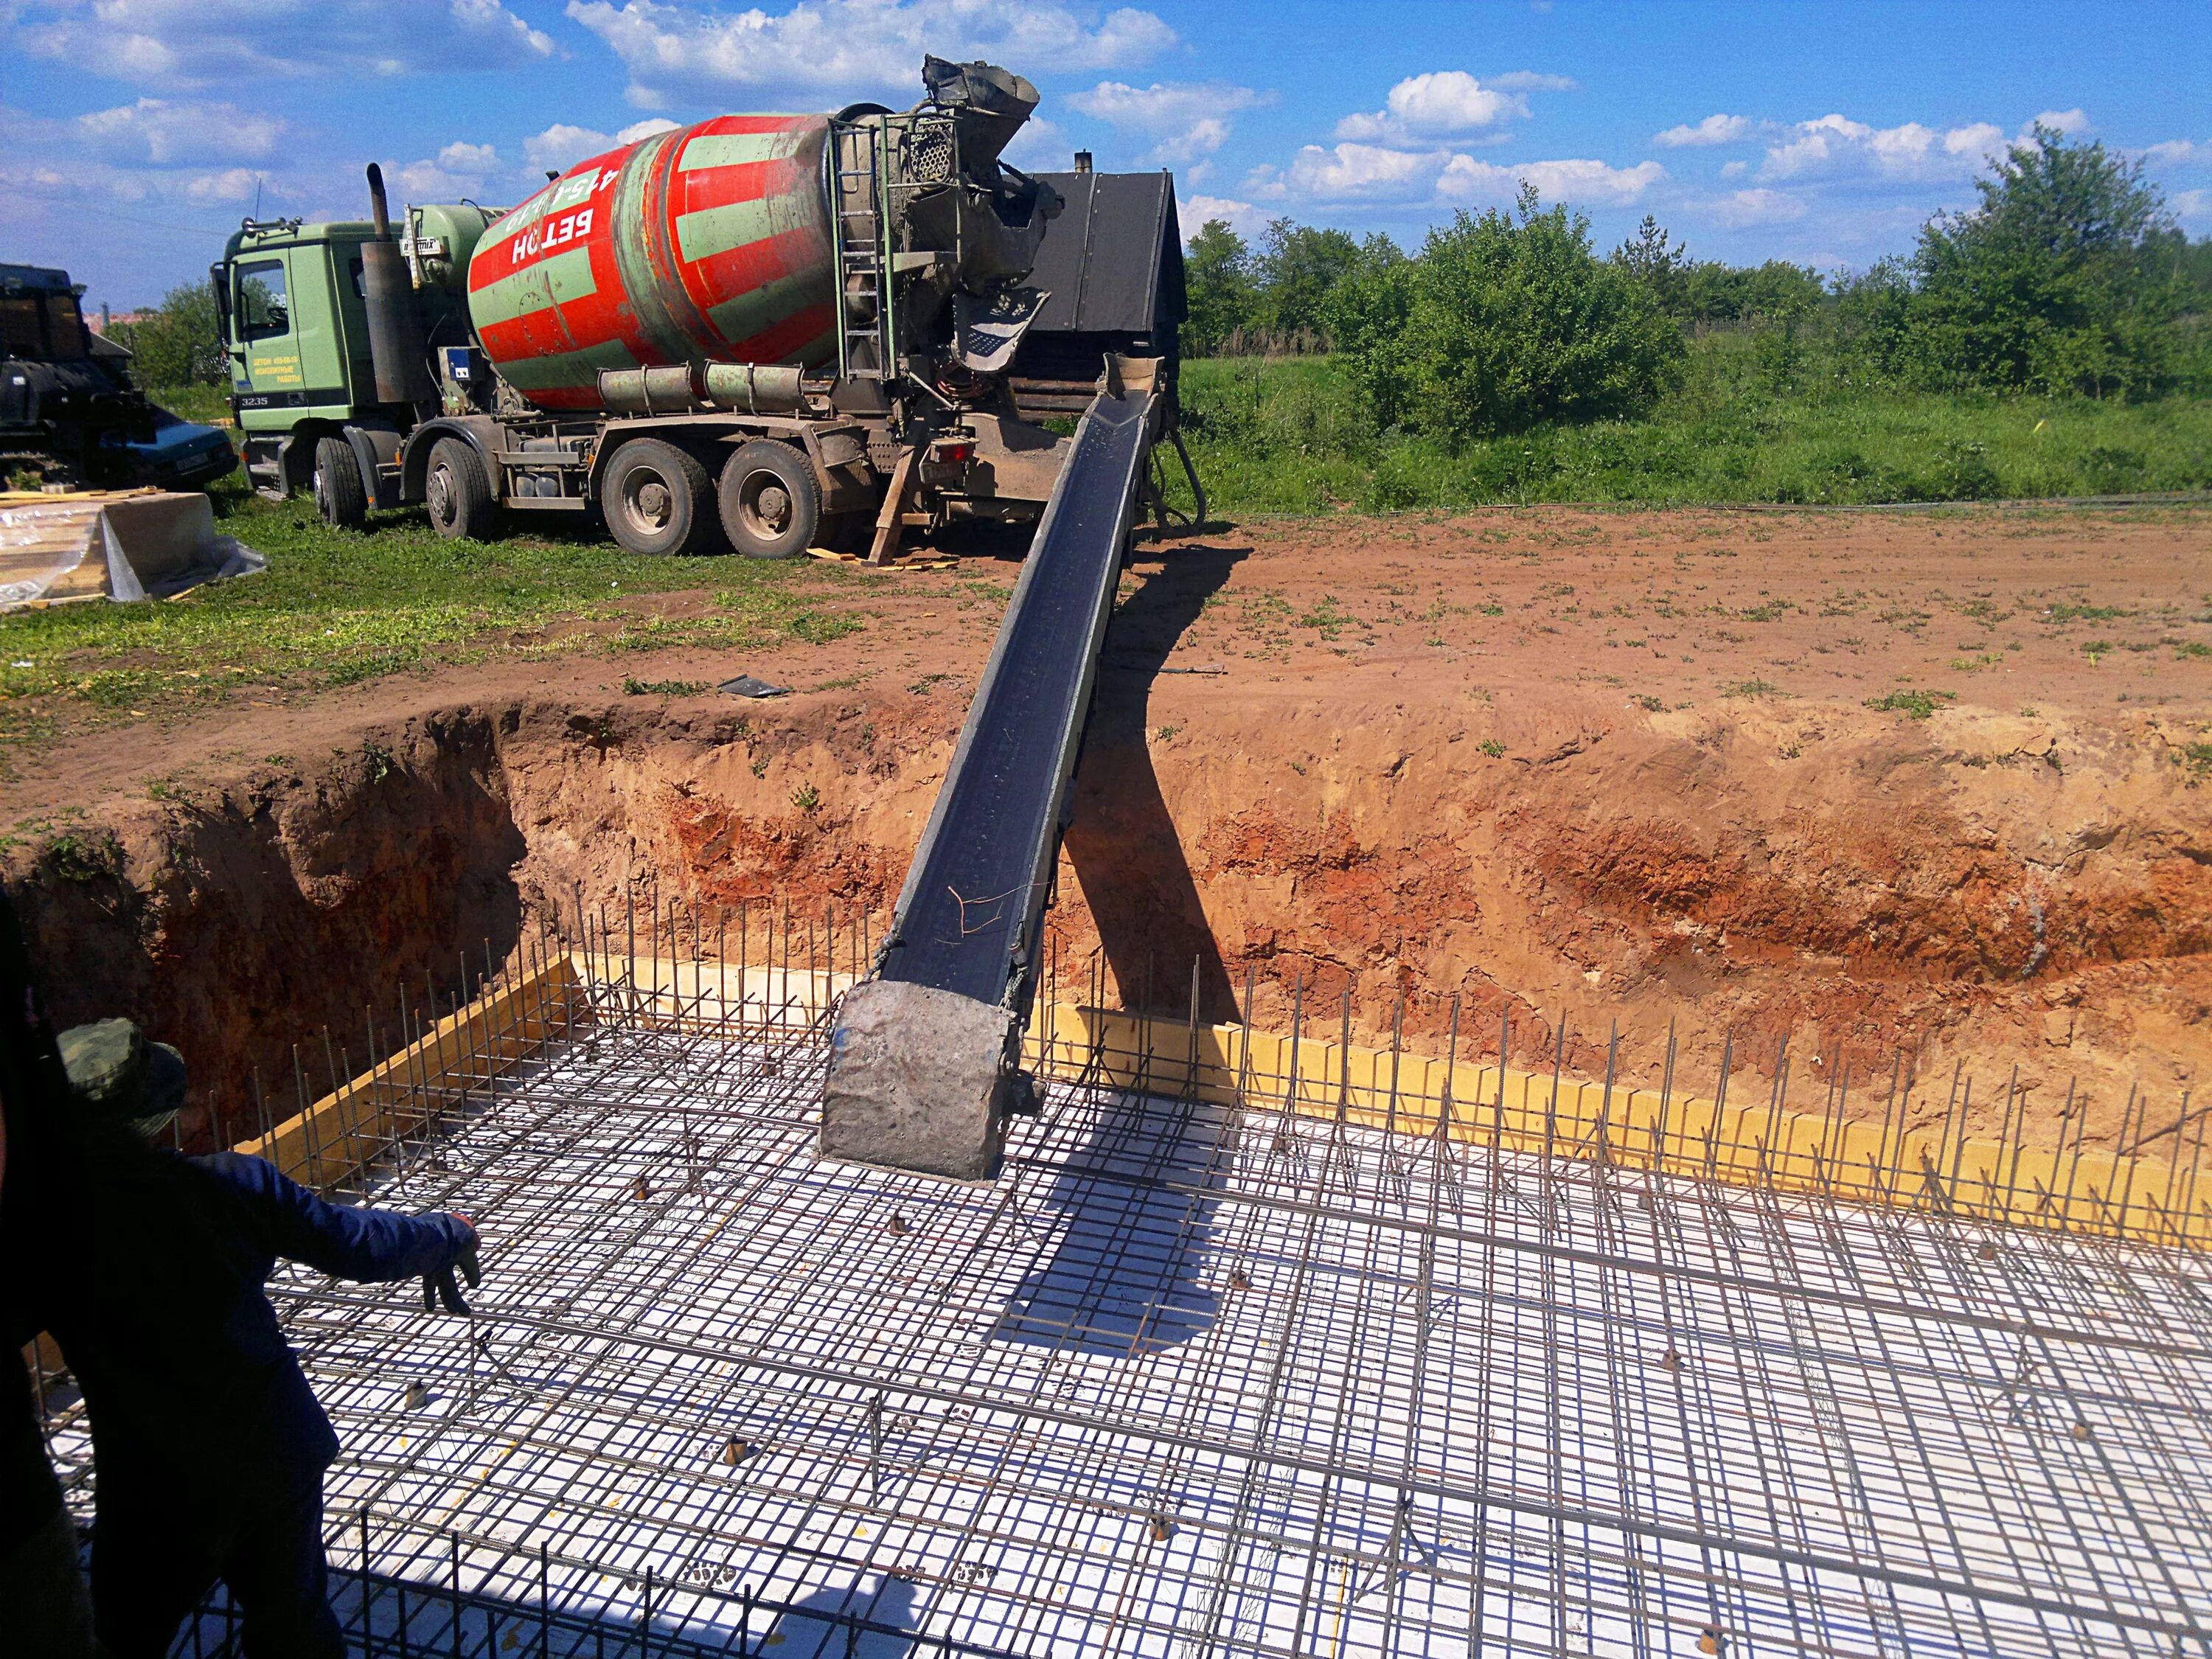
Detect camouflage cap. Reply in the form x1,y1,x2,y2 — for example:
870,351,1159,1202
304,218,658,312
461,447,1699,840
58,1018,187,1139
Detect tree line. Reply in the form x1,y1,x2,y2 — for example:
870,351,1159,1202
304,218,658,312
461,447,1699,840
1183,127,2212,443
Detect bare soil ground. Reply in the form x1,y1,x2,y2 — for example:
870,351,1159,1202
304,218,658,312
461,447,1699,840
11,505,2210,1153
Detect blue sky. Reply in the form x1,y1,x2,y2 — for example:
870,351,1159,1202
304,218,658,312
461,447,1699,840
4,0,2207,310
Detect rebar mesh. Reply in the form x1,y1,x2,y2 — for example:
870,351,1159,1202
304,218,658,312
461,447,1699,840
37,944,2208,1659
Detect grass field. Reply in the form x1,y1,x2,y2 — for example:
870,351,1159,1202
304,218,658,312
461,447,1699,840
7,349,2204,773
1173,341,2212,515
0,478,870,773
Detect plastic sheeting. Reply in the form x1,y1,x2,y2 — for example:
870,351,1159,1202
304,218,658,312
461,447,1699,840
0,488,262,611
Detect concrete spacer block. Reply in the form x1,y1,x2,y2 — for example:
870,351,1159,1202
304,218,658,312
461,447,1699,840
821,980,1015,1181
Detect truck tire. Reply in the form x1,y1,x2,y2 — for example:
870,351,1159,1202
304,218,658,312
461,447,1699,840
425,437,498,541
313,435,367,529
602,438,716,557
718,439,821,559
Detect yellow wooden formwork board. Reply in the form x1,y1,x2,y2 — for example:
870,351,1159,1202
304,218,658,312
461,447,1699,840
266,961,2206,1251
232,953,582,1188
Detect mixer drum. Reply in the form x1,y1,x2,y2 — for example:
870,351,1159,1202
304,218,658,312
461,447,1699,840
466,114,837,412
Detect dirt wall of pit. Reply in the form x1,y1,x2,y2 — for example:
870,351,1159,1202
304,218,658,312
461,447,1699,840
8,682,2207,1153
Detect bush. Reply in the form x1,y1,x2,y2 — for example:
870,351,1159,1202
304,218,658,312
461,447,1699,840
107,280,228,388
1181,220,1258,360
1855,127,2185,398
1333,186,1686,442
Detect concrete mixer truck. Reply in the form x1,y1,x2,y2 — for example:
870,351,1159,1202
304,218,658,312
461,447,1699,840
212,57,1197,560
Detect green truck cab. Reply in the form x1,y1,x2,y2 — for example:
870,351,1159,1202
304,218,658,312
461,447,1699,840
217,198,493,514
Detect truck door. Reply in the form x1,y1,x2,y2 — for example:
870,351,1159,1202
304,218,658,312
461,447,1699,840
232,254,303,396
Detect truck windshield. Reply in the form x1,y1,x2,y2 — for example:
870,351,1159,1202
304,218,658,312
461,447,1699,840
42,291,87,358
0,293,86,359
0,295,40,357
236,260,289,340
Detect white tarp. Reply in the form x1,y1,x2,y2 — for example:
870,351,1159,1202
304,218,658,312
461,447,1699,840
0,489,262,611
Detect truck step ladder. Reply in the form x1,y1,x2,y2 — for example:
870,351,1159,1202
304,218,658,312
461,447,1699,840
830,123,895,379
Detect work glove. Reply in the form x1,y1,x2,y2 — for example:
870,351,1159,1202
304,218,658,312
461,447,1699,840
422,1213,481,1316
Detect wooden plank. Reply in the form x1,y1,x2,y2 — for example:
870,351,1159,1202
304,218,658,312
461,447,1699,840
868,445,918,566
232,953,582,1188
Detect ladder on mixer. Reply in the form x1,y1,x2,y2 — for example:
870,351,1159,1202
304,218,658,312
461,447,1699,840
830,122,894,379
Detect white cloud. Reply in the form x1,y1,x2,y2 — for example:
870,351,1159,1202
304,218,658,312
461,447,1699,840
1700,187,1807,227
1759,111,2077,182
522,116,680,173
74,98,282,165
1720,159,1747,178
437,141,501,175
2140,139,2202,167
184,167,260,204
1489,71,1576,92
1179,192,1266,240
1439,154,1665,206
1335,72,1532,145
1000,114,1066,171
565,0,1175,105
1654,114,1752,149
394,137,510,198
1259,142,1663,210
2172,188,2209,226
1071,80,1262,164
1278,142,1448,204
9,0,553,88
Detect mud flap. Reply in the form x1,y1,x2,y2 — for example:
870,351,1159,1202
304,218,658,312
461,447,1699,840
821,980,1015,1181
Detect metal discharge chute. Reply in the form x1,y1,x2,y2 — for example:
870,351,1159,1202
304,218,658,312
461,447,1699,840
822,359,1165,1180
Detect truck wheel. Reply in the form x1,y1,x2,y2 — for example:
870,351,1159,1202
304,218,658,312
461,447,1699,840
425,437,498,541
603,438,715,557
719,439,821,559
313,436,367,529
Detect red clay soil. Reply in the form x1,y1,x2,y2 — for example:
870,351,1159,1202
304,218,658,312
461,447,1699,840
10,505,2210,1154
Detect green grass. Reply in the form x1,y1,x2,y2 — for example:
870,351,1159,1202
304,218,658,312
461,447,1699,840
0,476,868,772
1865,688,1958,719
146,383,232,424
1170,346,2212,515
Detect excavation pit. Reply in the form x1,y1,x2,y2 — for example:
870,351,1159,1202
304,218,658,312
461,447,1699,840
13,505,2212,1654
34,940,2212,1658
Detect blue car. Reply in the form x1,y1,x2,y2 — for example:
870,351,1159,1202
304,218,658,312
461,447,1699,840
108,400,240,491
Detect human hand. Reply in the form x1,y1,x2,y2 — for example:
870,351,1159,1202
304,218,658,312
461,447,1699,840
422,1214,482,1315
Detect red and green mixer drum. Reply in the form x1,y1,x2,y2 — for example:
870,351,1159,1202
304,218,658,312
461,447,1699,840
466,114,838,413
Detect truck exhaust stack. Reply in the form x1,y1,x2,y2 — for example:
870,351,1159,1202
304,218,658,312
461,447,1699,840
361,164,433,408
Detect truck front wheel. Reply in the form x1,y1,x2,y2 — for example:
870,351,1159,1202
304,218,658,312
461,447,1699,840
313,436,367,529
602,438,719,557
719,439,821,559
425,438,498,541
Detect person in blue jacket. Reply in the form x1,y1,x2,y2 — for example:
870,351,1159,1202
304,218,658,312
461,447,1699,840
49,1017,481,1658
0,883,98,1658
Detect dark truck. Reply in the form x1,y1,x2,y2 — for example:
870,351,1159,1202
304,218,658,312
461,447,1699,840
1,262,237,492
